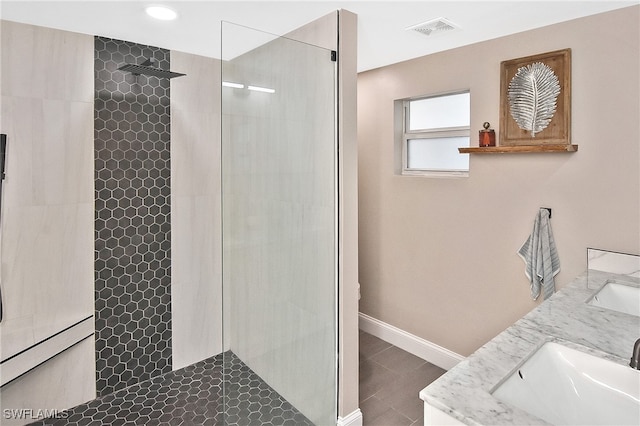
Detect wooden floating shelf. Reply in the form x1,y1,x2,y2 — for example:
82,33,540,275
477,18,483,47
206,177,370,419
458,144,578,154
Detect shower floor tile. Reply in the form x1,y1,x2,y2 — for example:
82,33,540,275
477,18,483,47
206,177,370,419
31,352,312,426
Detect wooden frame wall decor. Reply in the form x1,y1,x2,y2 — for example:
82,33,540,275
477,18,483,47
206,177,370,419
499,49,571,146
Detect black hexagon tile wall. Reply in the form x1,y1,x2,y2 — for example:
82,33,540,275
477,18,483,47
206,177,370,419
94,37,172,396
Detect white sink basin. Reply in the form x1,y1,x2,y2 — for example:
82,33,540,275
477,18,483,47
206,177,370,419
587,281,640,316
492,342,640,425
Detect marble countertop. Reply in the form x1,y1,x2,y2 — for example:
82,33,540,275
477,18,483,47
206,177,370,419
419,269,640,425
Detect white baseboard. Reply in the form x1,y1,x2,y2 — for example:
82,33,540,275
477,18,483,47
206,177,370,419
337,408,362,426
358,313,464,370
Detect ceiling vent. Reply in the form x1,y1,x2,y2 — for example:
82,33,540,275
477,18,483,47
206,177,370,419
406,17,459,37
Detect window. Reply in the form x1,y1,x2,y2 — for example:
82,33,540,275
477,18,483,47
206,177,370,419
398,91,470,177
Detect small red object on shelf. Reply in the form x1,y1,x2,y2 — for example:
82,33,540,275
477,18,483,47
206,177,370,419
479,122,496,147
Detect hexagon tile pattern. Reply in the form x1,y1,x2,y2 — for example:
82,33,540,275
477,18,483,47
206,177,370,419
32,352,312,425
94,36,172,397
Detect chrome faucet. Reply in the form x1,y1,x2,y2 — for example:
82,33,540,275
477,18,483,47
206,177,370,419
631,338,640,369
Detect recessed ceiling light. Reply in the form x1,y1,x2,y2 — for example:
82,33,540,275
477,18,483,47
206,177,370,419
145,5,178,21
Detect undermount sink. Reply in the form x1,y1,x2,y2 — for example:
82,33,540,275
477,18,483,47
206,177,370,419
587,281,640,316
492,342,640,425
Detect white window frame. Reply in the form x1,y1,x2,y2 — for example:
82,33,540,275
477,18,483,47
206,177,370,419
401,91,470,178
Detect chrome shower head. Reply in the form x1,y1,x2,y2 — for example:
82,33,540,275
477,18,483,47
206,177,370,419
118,58,186,79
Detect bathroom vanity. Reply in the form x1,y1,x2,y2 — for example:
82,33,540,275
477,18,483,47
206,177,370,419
420,250,640,425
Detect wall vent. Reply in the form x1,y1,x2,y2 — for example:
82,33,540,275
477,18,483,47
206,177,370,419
406,17,459,36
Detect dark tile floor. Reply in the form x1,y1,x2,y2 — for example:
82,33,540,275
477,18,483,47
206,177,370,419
32,352,311,426
31,333,442,425
359,331,446,426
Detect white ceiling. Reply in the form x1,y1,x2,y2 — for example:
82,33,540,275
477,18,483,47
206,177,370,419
1,0,636,71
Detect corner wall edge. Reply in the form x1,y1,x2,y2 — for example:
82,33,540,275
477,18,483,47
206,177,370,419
337,408,363,426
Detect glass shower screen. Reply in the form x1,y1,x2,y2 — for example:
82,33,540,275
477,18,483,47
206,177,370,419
221,21,337,425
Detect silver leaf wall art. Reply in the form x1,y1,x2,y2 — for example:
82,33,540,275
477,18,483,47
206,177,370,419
507,62,561,137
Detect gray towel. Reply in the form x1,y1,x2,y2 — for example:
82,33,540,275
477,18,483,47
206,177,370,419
518,209,560,300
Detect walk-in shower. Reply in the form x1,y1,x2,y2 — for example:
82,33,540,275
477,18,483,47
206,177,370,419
0,10,354,425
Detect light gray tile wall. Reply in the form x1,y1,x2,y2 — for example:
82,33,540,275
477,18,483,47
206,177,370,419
0,339,96,425
0,20,95,417
170,51,223,369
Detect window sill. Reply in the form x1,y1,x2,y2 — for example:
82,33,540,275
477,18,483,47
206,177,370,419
401,170,469,178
